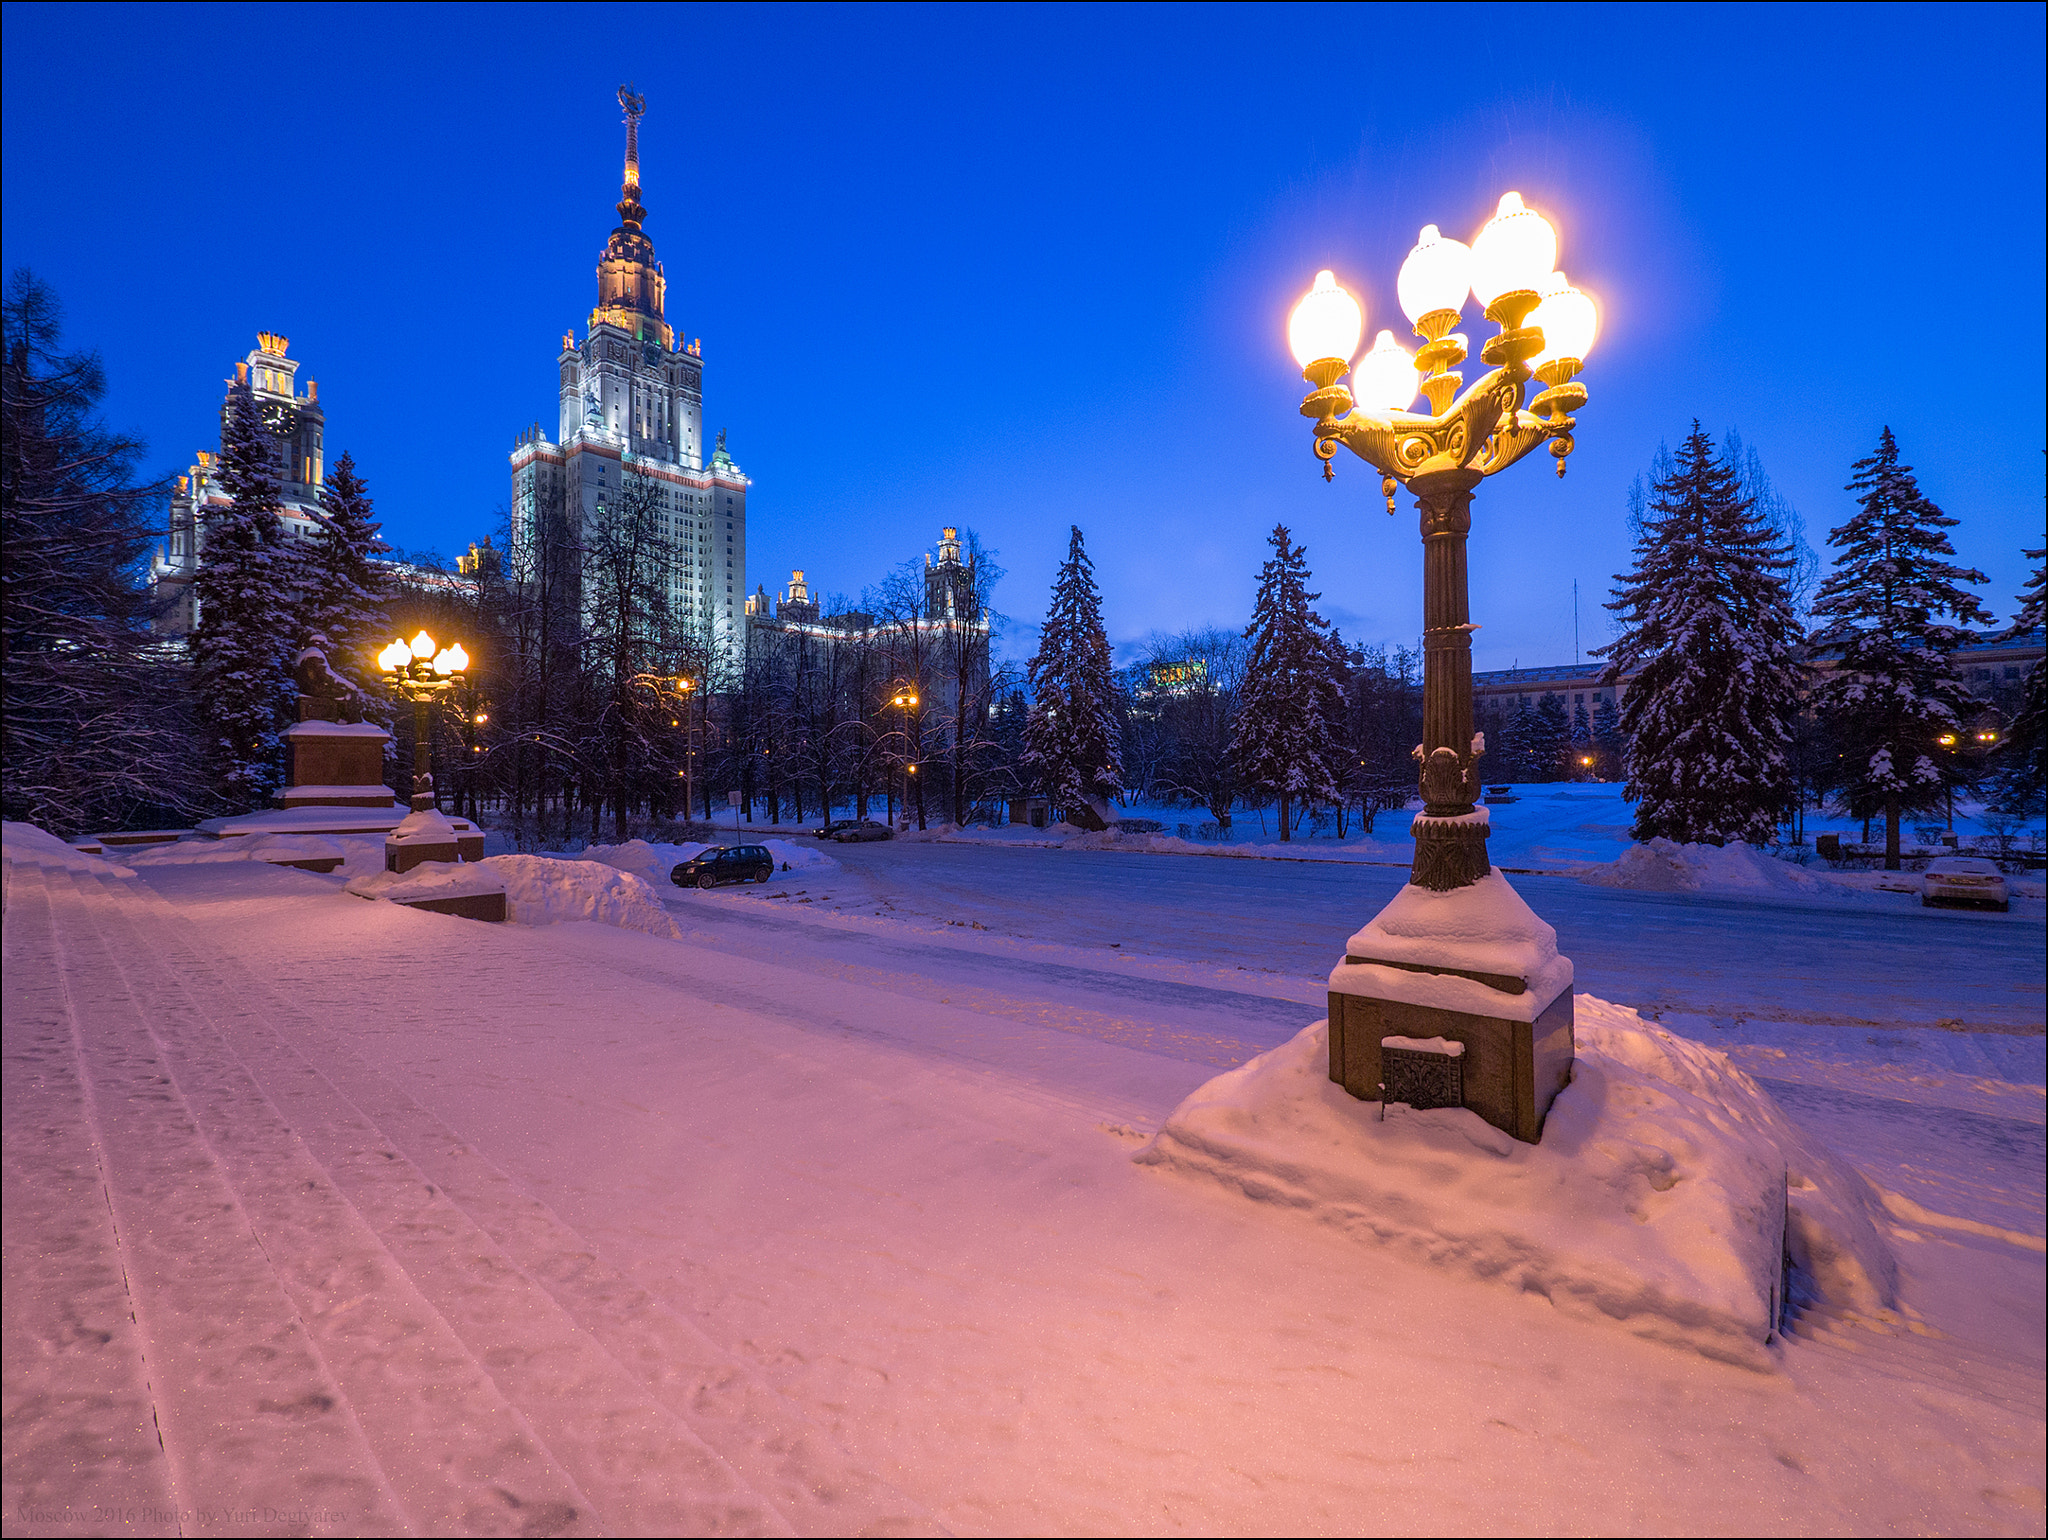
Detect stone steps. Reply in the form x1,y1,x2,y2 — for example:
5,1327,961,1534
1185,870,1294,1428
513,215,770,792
11,861,410,1535
2,860,179,1536
94,866,931,1537
6,850,930,1537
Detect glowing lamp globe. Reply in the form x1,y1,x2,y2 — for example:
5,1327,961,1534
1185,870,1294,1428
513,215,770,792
1351,330,1419,412
377,640,410,672
1468,192,1558,308
1288,270,1365,370
1396,225,1472,324
1530,273,1599,371
409,630,436,661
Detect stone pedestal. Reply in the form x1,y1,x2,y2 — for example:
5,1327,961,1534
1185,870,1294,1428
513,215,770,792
386,809,462,874
1327,870,1575,1145
283,719,394,807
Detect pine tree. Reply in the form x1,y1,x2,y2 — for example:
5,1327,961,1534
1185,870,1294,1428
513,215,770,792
303,450,391,690
1600,422,1807,846
2,268,203,831
1529,692,1572,782
192,383,298,811
1994,546,2045,812
1231,524,1343,840
1024,525,1123,830
1809,427,1991,868
1590,695,1625,779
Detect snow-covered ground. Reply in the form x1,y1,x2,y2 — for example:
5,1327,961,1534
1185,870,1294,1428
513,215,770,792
4,821,2042,1535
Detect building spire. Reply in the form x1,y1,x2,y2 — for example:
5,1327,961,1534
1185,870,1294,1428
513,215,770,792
616,84,647,228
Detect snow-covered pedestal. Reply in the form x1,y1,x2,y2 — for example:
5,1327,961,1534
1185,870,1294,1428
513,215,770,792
1328,864,1574,1144
348,859,507,922
385,809,464,873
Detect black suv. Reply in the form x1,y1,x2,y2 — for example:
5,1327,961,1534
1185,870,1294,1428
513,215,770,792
671,845,774,889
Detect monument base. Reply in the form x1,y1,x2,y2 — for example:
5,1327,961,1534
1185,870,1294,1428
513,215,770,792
1327,988,1574,1144
1327,870,1576,1145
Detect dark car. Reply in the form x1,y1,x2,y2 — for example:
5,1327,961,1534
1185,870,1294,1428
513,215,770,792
825,819,893,843
671,845,774,889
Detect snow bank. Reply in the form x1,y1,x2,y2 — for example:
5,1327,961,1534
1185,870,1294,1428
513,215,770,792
580,839,713,886
1578,838,1829,897
127,833,346,868
480,854,682,939
1,820,135,876
582,836,837,887
346,862,506,902
1137,994,1895,1366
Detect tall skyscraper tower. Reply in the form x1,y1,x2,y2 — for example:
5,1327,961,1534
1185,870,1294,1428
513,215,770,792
510,87,750,656
152,333,328,635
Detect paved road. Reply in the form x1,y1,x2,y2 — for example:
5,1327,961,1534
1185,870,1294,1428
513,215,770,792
746,838,2045,1032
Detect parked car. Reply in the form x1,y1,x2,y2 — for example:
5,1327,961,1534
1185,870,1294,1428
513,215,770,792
671,845,774,889
824,819,893,843
1483,785,1520,805
1920,856,2009,911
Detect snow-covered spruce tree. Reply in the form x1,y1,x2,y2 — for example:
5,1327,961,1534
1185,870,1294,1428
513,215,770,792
1809,427,1991,868
1,267,203,831
191,383,298,811
1529,692,1572,782
303,450,391,688
1599,422,1807,846
1231,524,1343,841
1024,525,1123,830
1994,546,2045,813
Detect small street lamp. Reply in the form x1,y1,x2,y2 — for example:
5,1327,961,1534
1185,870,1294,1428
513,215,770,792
1293,193,1598,1143
891,686,920,829
378,631,471,812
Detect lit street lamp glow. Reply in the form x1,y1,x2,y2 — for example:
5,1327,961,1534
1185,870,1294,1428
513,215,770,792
379,630,471,812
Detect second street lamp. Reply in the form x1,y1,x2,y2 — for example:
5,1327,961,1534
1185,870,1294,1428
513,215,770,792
378,631,471,813
1295,191,1597,1144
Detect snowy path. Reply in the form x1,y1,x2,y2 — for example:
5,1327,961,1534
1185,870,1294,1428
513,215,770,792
7,846,2045,1536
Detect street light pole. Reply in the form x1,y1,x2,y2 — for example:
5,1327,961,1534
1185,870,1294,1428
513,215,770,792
378,631,471,813
1291,194,1597,1144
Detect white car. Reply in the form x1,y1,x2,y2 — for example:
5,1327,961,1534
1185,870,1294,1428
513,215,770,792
1920,856,2010,911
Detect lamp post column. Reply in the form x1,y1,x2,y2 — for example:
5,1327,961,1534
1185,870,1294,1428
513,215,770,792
1411,466,1490,892
410,693,434,812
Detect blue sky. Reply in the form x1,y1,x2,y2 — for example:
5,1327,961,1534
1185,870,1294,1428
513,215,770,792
3,2,2042,670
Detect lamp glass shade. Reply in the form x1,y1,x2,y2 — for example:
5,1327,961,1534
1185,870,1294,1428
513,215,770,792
1351,329,1419,412
445,642,470,673
1288,269,1365,368
1530,273,1599,367
1468,192,1558,307
1396,225,1472,322
409,630,436,660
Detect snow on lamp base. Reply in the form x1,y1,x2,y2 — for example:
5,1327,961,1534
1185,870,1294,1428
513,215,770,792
1328,871,1575,1144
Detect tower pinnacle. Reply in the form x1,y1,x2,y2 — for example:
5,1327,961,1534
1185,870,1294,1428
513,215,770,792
616,84,647,227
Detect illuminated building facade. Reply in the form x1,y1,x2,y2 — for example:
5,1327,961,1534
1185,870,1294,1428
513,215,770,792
151,333,328,635
509,86,750,657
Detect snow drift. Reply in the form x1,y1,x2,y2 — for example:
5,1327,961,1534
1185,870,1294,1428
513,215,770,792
1136,994,1895,1367
349,854,682,940
581,836,836,886
1577,838,1829,897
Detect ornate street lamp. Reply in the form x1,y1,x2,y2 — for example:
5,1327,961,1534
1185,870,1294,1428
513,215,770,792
1292,192,1598,1142
378,631,471,812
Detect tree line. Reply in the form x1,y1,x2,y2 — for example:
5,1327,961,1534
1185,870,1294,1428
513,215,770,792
4,267,2041,863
